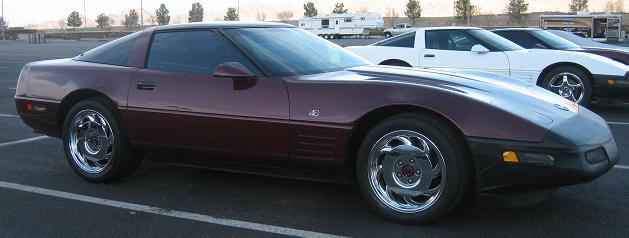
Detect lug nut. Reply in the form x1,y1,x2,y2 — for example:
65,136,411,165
396,173,402,178
407,179,413,183
409,159,415,164
415,170,421,175
397,161,403,166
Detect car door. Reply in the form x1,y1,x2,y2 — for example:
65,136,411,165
420,30,510,76
126,30,290,164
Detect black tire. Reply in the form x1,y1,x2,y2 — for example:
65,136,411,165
384,32,393,38
356,113,472,224
62,98,141,182
541,66,592,106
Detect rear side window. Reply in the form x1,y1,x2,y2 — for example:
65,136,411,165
374,32,416,48
147,31,254,75
75,32,139,66
494,31,541,49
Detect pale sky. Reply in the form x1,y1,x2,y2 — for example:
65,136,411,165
0,0,623,27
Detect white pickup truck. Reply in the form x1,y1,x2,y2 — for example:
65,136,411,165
383,23,417,38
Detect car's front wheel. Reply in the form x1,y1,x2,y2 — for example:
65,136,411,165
62,98,141,182
356,113,471,224
542,66,592,106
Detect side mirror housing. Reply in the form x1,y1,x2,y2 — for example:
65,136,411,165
532,43,547,49
213,62,254,78
471,44,490,54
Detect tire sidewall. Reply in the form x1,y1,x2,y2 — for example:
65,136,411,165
356,114,469,224
542,66,592,106
62,98,127,182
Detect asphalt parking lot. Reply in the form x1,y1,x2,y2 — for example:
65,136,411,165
1,40,628,238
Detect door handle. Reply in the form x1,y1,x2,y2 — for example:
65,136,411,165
424,54,435,58
137,81,155,90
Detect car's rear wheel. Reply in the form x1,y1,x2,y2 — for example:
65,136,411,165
384,32,393,38
542,66,592,106
356,113,471,224
62,98,141,182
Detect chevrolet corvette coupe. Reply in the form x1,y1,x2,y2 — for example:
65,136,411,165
15,23,618,224
493,28,629,103
346,27,629,106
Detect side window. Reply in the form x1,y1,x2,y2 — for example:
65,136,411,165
376,32,416,48
494,31,542,49
425,30,480,51
147,31,253,75
75,31,139,66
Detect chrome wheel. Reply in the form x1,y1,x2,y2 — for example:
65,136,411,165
68,109,115,174
548,72,584,103
368,130,445,213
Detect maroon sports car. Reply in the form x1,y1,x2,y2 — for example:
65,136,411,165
15,22,618,224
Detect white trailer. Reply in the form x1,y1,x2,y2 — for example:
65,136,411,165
299,13,384,39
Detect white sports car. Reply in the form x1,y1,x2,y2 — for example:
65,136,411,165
347,27,629,106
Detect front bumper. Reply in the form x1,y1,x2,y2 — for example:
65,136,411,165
468,108,618,193
592,73,629,101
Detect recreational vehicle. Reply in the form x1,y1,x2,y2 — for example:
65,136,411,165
299,13,384,39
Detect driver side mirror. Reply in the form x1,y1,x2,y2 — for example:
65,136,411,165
213,62,257,91
213,62,255,78
471,44,490,54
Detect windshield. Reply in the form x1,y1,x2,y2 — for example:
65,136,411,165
223,28,369,77
531,30,580,50
547,30,623,49
467,29,524,51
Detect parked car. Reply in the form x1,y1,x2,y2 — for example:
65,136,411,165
493,28,629,65
346,27,629,106
384,23,416,38
15,22,618,224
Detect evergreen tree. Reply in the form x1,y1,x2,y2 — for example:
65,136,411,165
156,3,171,25
188,3,204,22
67,11,82,29
304,2,318,17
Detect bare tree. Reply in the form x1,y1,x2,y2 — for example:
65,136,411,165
147,15,157,26
256,11,267,21
604,0,625,13
58,19,67,29
276,10,294,23
356,7,369,13
385,7,399,28
171,15,184,24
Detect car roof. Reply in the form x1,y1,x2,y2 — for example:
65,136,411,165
419,26,482,31
493,28,542,32
153,21,295,31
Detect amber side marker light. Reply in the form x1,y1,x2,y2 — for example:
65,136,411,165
502,151,519,163
607,80,615,86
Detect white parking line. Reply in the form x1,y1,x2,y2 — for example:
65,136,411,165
0,136,49,148
607,122,629,126
0,181,347,238
0,114,19,118
615,165,629,170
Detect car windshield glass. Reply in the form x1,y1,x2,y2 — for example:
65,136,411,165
530,30,580,50
222,27,369,77
467,30,524,51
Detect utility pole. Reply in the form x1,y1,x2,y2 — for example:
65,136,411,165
237,0,240,20
83,0,87,29
1,0,5,41
140,0,143,28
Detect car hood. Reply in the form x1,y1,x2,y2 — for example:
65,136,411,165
345,65,580,128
